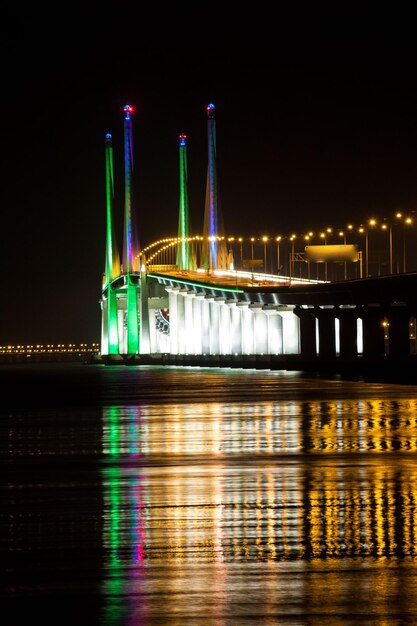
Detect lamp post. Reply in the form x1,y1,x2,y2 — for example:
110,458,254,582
358,227,368,277
250,237,255,279
238,237,243,269
339,230,347,280
304,234,311,279
368,219,377,277
398,216,413,272
394,212,410,272
290,235,296,280
276,236,281,275
262,235,268,274
319,230,330,280
381,222,393,274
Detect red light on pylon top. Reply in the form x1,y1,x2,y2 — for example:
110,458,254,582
179,134,187,147
123,104,134,120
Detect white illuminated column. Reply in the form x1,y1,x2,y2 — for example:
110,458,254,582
217,298,230,354
263,307,283,354
201,296,212,354
165,286,180,354
280,309,300,354
227,301,241,354
192,294,205,354
250,303,268,354
148,307,157,353
184,291,196,354
240,302,254,354
177,289,187,353
209,298,221,354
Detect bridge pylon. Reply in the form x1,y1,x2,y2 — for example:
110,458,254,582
202,103,228,271
100,105,150,359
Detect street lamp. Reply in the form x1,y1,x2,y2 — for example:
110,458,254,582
304,234,311,279
290,235,296,280
381,221,393,274
358,226,368,277
339,230,347,279
319,231,329,280
276,236,282,275
250,237,255,277
393,212,413,272
262,236,268,274
238,237,243,268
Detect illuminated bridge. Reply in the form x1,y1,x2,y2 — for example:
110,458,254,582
99,104,417,373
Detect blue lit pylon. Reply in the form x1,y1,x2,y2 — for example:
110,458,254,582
202,103,227,270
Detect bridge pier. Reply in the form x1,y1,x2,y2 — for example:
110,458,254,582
337,306,358,359
387,305,411,358
294,307,316,358
314,306,336,358
227,301,241,354
263,307,283,355
360,306,386,359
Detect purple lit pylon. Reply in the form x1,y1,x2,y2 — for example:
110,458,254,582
202,103,227,270
122,104,140,273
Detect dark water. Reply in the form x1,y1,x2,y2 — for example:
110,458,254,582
2,364,417,625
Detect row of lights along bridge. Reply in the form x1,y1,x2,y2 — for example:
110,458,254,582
217,211,415,282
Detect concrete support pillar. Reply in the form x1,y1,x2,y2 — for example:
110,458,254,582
228,301,242,355
192,294,204,354
184,291,196,354
117,306,126,355
251,303,268,354
360,306,386,359
166,287,180,354
294,307,316,357
280,309,300,354
314,306,336,358
218,299,231,354
148,308,158,354
201,296,211,354
264,307,283,355
176,289,187,354
337,307,358,358
209,298,220,354
387,306,411,358
239,303,254,354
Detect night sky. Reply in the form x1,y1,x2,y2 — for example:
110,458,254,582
1,14,417,344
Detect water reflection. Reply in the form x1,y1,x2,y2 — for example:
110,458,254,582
101,399,417,459
101,399,417,623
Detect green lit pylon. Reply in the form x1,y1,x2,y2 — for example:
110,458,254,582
103,133,120,355
176,134,191,270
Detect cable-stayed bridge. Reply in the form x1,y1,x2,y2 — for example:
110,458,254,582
99,104,417,373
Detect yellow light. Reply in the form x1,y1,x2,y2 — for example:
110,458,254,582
262,236,268,242
369,219,377,226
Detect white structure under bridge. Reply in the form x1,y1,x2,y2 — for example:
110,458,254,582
101,269,417,368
